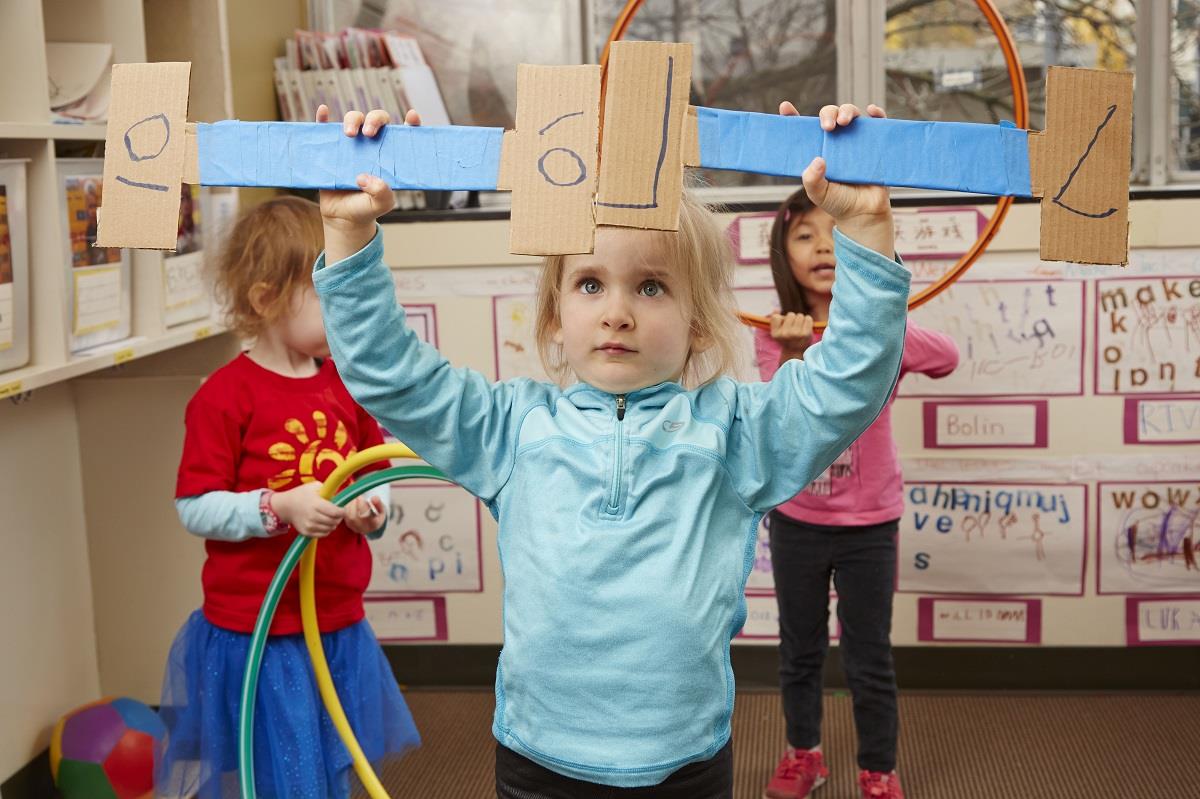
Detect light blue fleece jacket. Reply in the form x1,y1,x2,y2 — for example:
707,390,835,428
313,226,910,787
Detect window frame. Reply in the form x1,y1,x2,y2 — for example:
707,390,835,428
587,0,1199,203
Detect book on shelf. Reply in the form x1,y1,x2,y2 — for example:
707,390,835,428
274,28,464,210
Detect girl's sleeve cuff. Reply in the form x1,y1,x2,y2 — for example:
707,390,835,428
312,224,384,292
832,227,910,293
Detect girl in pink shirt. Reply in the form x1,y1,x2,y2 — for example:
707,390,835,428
758,188,959,799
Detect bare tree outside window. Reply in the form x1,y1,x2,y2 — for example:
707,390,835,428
1172,0,1200,173
592,0,837,187
885,0,1136,134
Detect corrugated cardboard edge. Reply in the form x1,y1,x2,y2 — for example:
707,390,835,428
183,123,199,185
683,106,699,167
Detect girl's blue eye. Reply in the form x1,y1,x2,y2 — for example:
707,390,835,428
580,278,601,294
641,281,663,297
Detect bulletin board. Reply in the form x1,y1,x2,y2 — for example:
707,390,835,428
373,206,1200,649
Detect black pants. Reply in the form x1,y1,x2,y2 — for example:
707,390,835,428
495,740,733,799
768,511,899,772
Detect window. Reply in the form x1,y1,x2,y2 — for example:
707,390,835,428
1171,0,1200,175
319,1,1193,199
885,0,1136,134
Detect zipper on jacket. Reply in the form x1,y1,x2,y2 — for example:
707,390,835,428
606,394,626,514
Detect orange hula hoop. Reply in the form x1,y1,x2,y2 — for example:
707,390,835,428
600,0,1029,332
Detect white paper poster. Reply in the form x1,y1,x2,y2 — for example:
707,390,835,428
162,251,210,327
73,267,123,335
1095,276,1200,394
1127,597,1200,645
900,280,1085,397
493,294,548,381
368,482,482,594
897,482,1088,595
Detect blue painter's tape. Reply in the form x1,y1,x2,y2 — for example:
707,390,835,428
195,113,1030,197
197,121,504,190
697,107,823,179
696,107,1033,197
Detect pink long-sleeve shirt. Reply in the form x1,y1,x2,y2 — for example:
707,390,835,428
755,320,959,526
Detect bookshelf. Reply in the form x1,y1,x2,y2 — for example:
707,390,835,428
0,0,307,783
0,0,229,391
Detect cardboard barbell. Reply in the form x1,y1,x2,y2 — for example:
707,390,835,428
97,41,1132,265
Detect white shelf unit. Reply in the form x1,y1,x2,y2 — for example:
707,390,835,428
0,0,244,391
0,0,309,783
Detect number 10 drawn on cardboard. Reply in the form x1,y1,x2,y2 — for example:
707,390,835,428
96,43,1133,266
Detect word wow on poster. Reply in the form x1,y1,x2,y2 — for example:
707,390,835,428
898,482,1087,595
1097,481,1200,594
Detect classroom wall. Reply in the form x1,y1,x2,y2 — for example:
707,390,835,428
0,385,101,779
74,336,237,700
348,195,1200,651
14,196,1197,749
0,336,234,781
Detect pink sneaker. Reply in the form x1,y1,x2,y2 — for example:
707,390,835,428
764,748,828,799
858,770,905,799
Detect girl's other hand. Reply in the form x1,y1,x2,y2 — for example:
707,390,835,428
315,105,423,263
769,311,814,361
344,495,387,536
271,481,344,538
780,101,894,259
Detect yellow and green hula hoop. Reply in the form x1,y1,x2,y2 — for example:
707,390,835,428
238,443,452,799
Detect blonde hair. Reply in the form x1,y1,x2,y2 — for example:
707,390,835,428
534,190,742,388
212,195,325,340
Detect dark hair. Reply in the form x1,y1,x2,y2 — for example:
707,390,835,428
768,187,818,314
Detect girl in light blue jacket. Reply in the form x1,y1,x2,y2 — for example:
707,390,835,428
312,102,908,799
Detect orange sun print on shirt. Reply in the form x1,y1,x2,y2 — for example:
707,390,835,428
266,410,357,489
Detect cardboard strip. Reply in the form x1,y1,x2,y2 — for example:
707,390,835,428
682,106,699,167
96,62,191,249
183,123,199,184
1032,66,1133,265
499,64,601,255
595,41,692,231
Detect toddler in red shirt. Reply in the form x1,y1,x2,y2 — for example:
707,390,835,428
157,197,419,799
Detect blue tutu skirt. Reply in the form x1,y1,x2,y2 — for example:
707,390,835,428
157,610,420,799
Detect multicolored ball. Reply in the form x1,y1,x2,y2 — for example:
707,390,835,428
50,697,166,799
